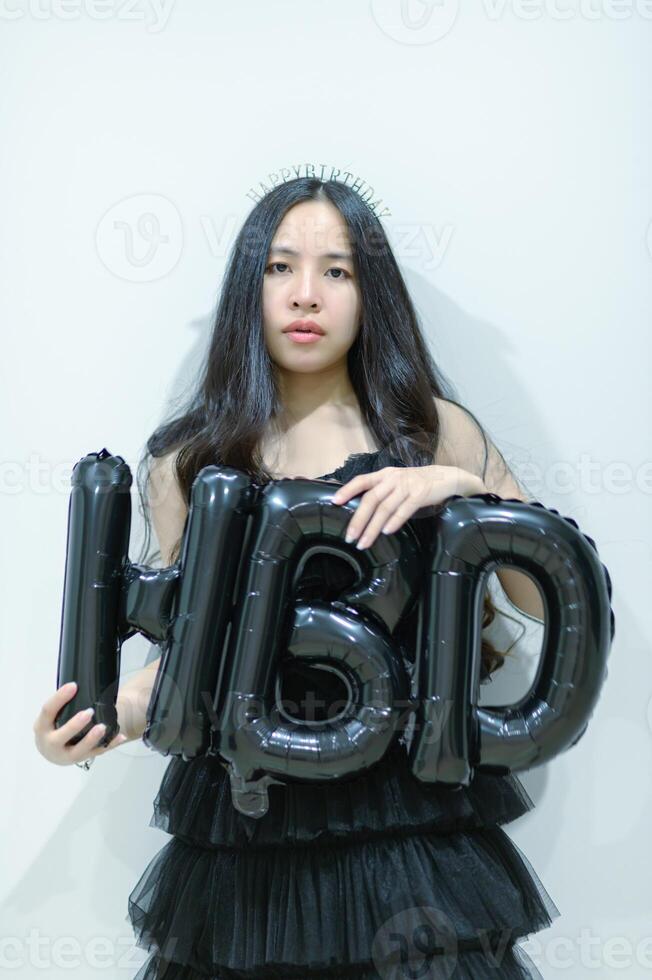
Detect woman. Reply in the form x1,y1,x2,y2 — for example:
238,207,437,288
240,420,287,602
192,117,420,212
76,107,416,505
35,176,558,978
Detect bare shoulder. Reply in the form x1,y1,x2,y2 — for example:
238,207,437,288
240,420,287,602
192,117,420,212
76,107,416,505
148,450,188,565
149,449,183,503
432,395,526,498
432,396,486,473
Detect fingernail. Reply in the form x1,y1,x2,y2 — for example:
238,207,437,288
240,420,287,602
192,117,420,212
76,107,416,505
345,531,356,543
81,708,93,716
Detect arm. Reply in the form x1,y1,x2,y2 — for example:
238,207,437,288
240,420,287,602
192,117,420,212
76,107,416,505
116,658,162,742
434,397,545,623
116,450,189,742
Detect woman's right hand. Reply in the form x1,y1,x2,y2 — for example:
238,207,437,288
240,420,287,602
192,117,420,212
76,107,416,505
33,681,127,766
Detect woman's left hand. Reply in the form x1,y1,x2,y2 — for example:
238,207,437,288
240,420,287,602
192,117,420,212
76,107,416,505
330,465,486,550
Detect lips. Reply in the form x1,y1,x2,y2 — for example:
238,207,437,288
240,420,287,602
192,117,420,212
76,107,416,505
283,319,325,335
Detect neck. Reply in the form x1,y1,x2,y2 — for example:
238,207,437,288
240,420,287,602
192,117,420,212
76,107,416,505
274,362,358,426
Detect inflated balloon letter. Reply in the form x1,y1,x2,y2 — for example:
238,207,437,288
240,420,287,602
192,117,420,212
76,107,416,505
409,492,614,787
213,475,425,816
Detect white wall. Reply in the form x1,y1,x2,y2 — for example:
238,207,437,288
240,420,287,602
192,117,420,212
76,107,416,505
2,3,650,977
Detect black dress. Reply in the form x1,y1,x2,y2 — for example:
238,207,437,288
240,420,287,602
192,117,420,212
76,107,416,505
126,449,560,979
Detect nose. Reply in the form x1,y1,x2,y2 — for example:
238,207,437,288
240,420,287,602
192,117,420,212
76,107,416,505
290,269,321,311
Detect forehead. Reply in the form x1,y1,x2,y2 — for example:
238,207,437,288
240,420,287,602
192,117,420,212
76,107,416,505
271,200,353,256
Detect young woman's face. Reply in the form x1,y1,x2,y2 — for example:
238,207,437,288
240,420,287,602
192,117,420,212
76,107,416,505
262,199,362,374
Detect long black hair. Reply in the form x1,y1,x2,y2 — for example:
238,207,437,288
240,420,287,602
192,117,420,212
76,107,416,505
135,176,526,678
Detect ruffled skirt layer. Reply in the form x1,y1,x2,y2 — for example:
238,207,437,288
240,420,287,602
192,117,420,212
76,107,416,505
126,739,559,979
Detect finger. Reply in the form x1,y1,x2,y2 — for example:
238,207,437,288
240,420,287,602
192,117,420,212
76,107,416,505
33,681,79,733
66,723,110,763
356,489,411,549
344,483,395,542
331,471,379,505
89,731,129,757
379,496,417,536
50,706,98,745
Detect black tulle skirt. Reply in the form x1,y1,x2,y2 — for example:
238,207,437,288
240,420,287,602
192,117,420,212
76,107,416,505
125,733,560,979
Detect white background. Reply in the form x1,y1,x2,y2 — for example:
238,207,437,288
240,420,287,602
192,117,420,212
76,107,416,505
1,2,650,977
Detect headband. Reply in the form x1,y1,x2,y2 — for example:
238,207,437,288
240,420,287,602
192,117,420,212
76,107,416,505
245,163,391,219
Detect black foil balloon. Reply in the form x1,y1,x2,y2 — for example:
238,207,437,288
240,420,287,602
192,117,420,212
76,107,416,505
408,491,614,788
143,466,258,757
55,449,132,747
213,475,424,817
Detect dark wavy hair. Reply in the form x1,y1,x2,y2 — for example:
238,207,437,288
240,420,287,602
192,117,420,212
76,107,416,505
135,177,529,680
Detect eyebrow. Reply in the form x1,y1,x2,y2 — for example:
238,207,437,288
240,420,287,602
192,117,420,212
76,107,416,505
269,245,354,260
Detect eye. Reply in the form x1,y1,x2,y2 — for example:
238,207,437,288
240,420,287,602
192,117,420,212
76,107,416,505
265,262,351,279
